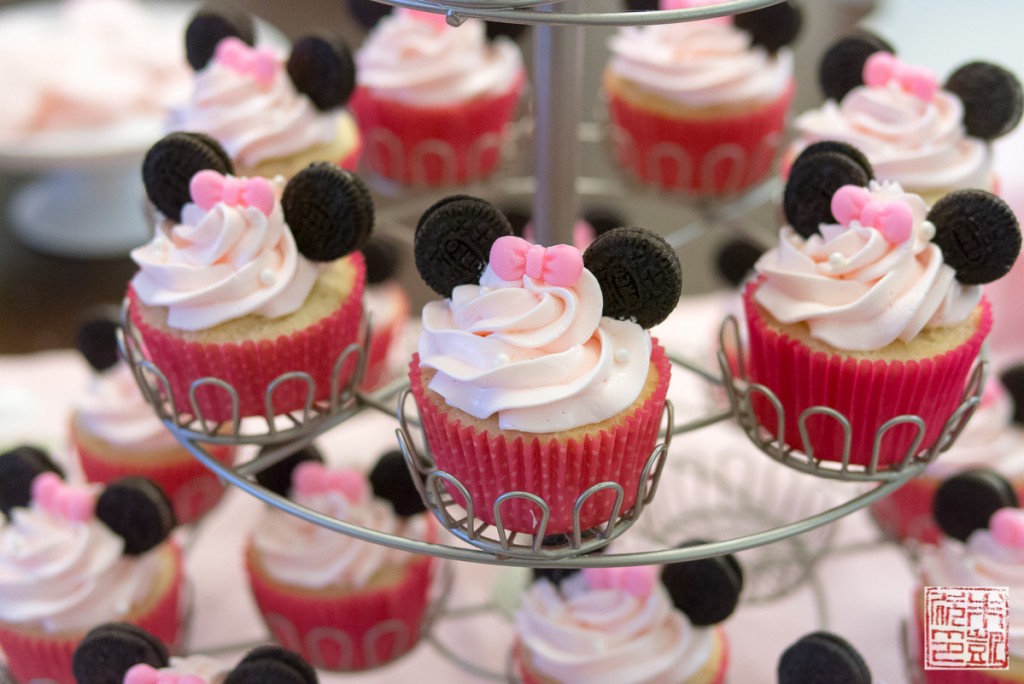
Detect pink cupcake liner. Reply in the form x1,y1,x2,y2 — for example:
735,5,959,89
73,434,236,526
606,80,795,196
743,281,992,468
128,255,365,423
246,550,437,671
0,543,185,684
409,342,671,535
350,72,526,186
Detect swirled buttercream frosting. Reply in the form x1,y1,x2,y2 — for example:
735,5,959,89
251,489,427,590
606,20,793,108
130,177,318,332
417,265,652,433
516,574,715,684
355,12,524,107
791,86,990,196
73,362,180,449
0,503,163,633
754,181,981,351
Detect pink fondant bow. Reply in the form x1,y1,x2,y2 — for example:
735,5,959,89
396,8,450,29
863,51,938,103
990,508,1024,549
489,236,584,287
125,664,206,684
31,472,95,523
582,566,658,600
292,462,368,504
831,185,915,244
190,171,276,216
215,36,278,88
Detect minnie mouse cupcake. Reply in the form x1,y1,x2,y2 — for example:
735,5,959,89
785,32,1023,205
72,622,319,684
914,470,1024,682
745,142,1019,466
606,0,801,196
410,197,681,535
244,448,438,671
70,316,236,525
514,549,743,683
351,8,526,186
0,448,182,684
127,132,372,422
169,4,361,179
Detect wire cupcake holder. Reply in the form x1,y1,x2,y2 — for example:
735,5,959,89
717,315,988,482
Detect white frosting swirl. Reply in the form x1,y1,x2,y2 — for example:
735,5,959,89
154,656,231,683
606,21,793,107
516,575,714,684
0,503,163,633
920,530,1024,656
791,86,991,195
167,48,341,171
73,362,180,449
925,381,1024,478
754,181,982,351
417,266,651,433
355,13,524,107
251,490,427,590
130,179,318,332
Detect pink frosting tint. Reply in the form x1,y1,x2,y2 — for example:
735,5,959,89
990,508,1024,549
489,237,584,288
831,184,914,244
292,462,368,504
582,566,658,600
31,473,95,523
214,37,277,89
125,664,205,684
189,171,275,215
395,8,450,30
863,52,938,103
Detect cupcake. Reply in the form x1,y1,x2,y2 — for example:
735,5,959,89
244,447,439,671
777,632,873,683
514,550,743,683
605,0,801,196
72,622,319,684
0,448,183,684
914,470,1024,682
409,197,680,535
127,132,372,423
69,316,236,525
351,8,526,186
785,32,1023,205
744,143,1020,467
870,377,1024,544
168,4,361,179
360,237,411,392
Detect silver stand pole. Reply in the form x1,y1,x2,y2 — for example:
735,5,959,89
531,3,585,247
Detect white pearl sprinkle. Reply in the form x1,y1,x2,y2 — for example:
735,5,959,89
828,252,847,269
495,353,510,367
921,221,936,242
259,269,276,287
615,349,629,364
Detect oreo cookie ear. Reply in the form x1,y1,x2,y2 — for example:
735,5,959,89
661,542,744,626
226,645,318,684
287,33,356,111
945,62,1023,141
143,132,234,222
624,0,659,9
583,207,629,239
0,445,65,518
583,227,682,329
485,21,529,42
783,144,873,238
362,237,399,286
927,189,1021,285
185,3,256,71
95,477,176,555
72,623,169,684
75,315,120,372
414,195,513,297
253,445,325,498
818,31,895,102
1000,364,1024,426
733,1,801,54
369,450,426,518
281,164,374,262
532,566,582,587
777,632,871,684
716,237,765,288
345,0,394,31
933,469,1018,542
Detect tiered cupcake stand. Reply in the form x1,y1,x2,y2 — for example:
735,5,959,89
120,1,987,680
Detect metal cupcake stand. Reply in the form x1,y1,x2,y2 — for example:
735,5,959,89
119,0,985,678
